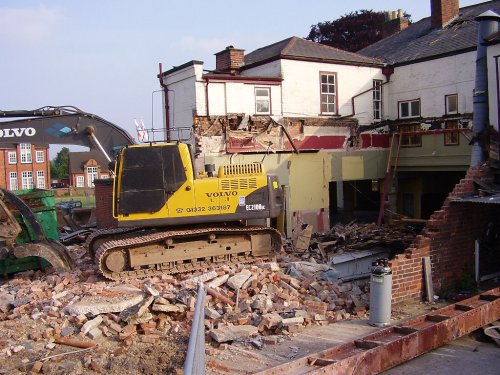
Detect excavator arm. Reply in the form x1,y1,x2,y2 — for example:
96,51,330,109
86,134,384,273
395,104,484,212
0,106,136,160
0,105,136,276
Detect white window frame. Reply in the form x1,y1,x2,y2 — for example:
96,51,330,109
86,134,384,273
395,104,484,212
9,172,18,191
398,99,420,119
35,150,45,163
445,94,458,115
373,80,383,121
21,171,33,190
87,166,98,187
8,151,17,165
255,87,271,115
100,174,109,179
76,176,85,187
320,72,337,114
36,170,45,189
20,143,32,164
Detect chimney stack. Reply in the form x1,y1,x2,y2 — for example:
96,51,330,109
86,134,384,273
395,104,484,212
382,9,409,38
215,46,245,74
431,0,459,29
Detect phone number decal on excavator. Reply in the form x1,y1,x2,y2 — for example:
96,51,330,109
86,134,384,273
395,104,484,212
184,205,231,213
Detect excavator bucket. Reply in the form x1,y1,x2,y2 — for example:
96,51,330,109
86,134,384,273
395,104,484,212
0,189,74,275
13,240,74,273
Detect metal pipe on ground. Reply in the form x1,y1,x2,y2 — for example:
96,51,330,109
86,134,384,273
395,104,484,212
184,282,206,375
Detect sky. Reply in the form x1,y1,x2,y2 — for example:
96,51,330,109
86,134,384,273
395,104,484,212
0,0,489,157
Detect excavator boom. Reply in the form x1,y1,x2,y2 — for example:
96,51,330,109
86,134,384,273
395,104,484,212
0,106,135,160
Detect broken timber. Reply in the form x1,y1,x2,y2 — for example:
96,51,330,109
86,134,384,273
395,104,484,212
254,287,500,375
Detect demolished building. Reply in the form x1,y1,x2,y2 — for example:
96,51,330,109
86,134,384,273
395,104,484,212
158,0,500,303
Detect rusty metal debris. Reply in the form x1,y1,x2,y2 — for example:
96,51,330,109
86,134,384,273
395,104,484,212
254,287,500,375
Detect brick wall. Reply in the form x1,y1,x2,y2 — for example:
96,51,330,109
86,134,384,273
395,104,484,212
215,47,245,74
94,178,117,229
431,0,459,29
0,146,50,190
390,166,495,304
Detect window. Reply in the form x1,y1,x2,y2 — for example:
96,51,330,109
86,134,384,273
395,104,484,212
21,171,33,189
36,150,44,163
100,174,109,179
320,73,337,114
9,172,18,191
400,124,422,147
399,99,420,118
445,94,458,114
76,176,85,187
373,80,383,120
87,166,98,187
20,144,32,164
444,120,459,146
8,151,17,164
36,171,45,189
255,87,271,114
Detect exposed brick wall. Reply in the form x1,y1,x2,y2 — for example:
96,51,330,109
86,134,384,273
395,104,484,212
431,0,459,29
94,178,117,229
390,166,495,305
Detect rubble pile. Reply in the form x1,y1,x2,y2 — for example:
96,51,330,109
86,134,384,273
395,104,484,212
0,243,371,372
292,222,419,260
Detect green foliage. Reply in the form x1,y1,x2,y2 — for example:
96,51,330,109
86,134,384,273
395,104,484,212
306,10,387,52
50,147,70,179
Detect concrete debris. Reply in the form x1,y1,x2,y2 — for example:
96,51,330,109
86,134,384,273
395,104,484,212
119,295,154,322
181,270,218,287
206,274,230,289
226,269,252,290
0,293,14,313
209,325,259,343
294,224,313,252
64,285,145,315
81,315,103,335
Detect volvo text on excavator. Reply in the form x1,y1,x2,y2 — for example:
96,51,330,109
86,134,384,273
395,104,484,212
0,106,283,280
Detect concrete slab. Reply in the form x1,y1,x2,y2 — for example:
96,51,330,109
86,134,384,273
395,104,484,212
64,285,145,315
206,320,378,374
383,336,500,375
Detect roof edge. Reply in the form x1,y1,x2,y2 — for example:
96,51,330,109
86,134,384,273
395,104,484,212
160,60,204,77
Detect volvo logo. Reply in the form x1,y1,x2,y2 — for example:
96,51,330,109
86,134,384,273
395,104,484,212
0,127,36,138
205,191,238,198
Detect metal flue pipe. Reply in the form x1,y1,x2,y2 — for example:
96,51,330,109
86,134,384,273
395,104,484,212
471,10,500,167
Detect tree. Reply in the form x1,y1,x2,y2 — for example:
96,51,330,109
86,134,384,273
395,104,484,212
306,10,387,52
50,147,69,180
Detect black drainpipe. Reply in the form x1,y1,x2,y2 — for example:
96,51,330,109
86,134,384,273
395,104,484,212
158,63,171,142
471,10,500,166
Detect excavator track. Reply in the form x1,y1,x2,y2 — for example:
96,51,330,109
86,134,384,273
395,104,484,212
93,225,282,281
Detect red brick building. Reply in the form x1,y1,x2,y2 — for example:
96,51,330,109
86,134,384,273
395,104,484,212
0,143,50,190
68,150,111,187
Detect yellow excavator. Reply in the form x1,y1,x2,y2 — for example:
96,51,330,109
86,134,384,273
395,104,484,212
0,106,283,280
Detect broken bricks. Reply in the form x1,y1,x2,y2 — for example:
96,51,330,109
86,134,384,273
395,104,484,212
0,240,375,371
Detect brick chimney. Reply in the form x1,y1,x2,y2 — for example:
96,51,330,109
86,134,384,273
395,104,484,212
431,0,459,29
382,9,410,38
215,46,244,74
